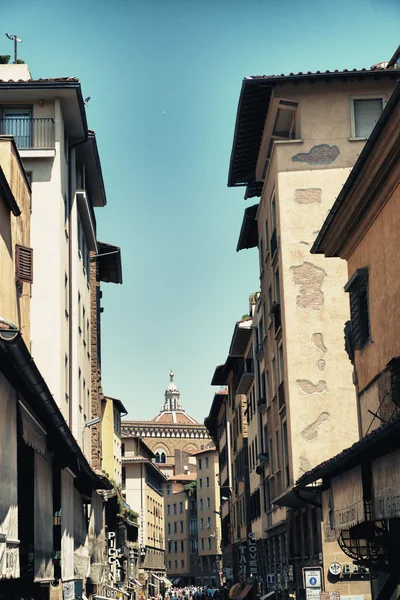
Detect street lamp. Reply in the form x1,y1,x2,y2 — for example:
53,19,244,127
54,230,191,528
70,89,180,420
5,33,22,64
82,416,101,449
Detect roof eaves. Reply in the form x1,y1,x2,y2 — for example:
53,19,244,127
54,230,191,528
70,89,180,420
311,79,400,256
0,165,20,216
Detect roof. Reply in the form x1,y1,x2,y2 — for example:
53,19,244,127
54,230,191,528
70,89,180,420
204,389,227,440
105,396,128,415
236,204,258,251
229,318,253,357
211,357,237,386
0,165,20,216
228,67,399,195
191,445,216,456
77,131,107,208
97,242,123,284
0,75,88,144
122,456,167,480
296,413,400,488
167,473,196,481
151,410,199,425
311,80,400,257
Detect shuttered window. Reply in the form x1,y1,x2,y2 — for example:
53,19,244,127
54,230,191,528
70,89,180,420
345,268,370,350
15,244,33,283
353,98,383,138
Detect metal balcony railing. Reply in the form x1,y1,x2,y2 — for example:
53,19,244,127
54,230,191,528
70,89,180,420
0,117,55,149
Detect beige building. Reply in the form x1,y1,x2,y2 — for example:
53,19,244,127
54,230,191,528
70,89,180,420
101,396,127,484
122,372,212,479
195,447,222,588
164,475,194,585
0,62,117,460
224,57,399,594
122,437,167,597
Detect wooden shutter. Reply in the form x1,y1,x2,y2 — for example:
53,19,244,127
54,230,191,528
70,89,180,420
15,244,33,283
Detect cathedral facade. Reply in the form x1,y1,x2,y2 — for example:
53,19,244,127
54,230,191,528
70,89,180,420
121,372,212,478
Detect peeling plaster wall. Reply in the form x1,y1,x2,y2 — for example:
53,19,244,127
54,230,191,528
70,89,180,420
277,166,359,482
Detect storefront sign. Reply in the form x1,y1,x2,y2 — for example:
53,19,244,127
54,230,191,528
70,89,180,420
372,450,400,519
267,573,276,589
331,466,364,536
304,567,322,600
248,532,258,577
320,593,339,600
239,543,247,581
328,563,341,576
107,531,122,582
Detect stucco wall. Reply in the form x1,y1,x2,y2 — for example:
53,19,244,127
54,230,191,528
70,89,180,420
0,138,31,342
347,183,400,393
277,165,358,482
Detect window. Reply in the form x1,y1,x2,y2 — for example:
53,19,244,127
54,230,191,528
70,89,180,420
206,477,210,488
200,518,204,530
174,541,178,552
63,193,68,225
180,521,184,533
282,420,290,486
206,497,211,509
3,107,32,148
278,343,284,384
167,523,171,534
65,354,69,401
122,466,126,488
173,522,177,533
15,244,33,283
199,498,203,510
175,560,178,568
345,268,371,349
181,560,184,568
205,457,209,469
168,560,172,569
173,503,177,514
276,430,281,471
180,540,184,552
121,443,125,457
199,478,203,489
351,97,384,139
78,292,81,332
65,273,69,318
155,450,166,463
207,517,211,529
259,237,264,271
198,459,202,470
208,538,212,550
269,438,274,473
179,501,183,513
168,540,171,552
200,538,205,550
166,485,171,496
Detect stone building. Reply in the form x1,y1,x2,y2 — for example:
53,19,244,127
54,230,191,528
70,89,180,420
122,371,212,478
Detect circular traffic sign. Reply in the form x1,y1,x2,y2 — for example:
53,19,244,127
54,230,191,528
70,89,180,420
309,577,317,586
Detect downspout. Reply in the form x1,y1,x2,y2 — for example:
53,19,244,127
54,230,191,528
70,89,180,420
68,135,88,432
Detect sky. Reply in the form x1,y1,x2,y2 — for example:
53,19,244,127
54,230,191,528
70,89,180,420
2,0,399,423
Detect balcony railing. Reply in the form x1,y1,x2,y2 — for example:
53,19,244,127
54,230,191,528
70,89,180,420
0,117,55,149
234,357,254,395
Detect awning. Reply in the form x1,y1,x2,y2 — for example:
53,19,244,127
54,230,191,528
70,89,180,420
132,579,142,587
238,584,253,600
260,592,275,600
372,448,400,519
148,583,156,588
229,584,243,599
97,241,123,284
162,577,173,587
331,465,364,537
152,574,162,581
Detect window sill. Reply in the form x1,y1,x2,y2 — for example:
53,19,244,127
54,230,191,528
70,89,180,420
349,136,367,142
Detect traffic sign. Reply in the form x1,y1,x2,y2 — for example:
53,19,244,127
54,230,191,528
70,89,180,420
303,568,322,590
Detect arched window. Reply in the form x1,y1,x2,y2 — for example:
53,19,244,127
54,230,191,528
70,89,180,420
155,450,166,464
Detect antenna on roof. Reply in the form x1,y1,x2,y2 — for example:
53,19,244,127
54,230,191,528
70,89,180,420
5,33,22,64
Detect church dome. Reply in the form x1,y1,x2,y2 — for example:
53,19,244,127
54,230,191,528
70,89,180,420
151,371,199,425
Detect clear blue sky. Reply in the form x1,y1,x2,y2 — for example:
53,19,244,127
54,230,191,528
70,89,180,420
2,0,399,422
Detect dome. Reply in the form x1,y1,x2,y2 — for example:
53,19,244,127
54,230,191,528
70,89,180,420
151,371,199,425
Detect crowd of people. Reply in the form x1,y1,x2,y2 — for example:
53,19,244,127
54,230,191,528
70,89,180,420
162,585,227,600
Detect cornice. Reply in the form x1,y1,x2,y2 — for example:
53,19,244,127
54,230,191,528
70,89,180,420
122,421,211,440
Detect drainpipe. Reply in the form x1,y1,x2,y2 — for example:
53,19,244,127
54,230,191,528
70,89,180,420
68,135,88,432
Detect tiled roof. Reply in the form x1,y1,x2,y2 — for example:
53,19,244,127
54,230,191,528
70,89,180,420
0,77,79,83
151,410,199,425
191,445,216,455
228,66,399,195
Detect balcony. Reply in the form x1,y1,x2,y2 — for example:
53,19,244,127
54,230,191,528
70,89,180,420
234,357,254,395
270,229,278,258
278,381,285,410
0,117,55,157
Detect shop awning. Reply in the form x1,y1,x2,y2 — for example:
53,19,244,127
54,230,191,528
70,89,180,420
132,580,142,587
238,584,253,599
372,448,400,519
260,592,275,600
331,464,364,537
162,577,173,587
152,574,162,581
229,584,242,599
